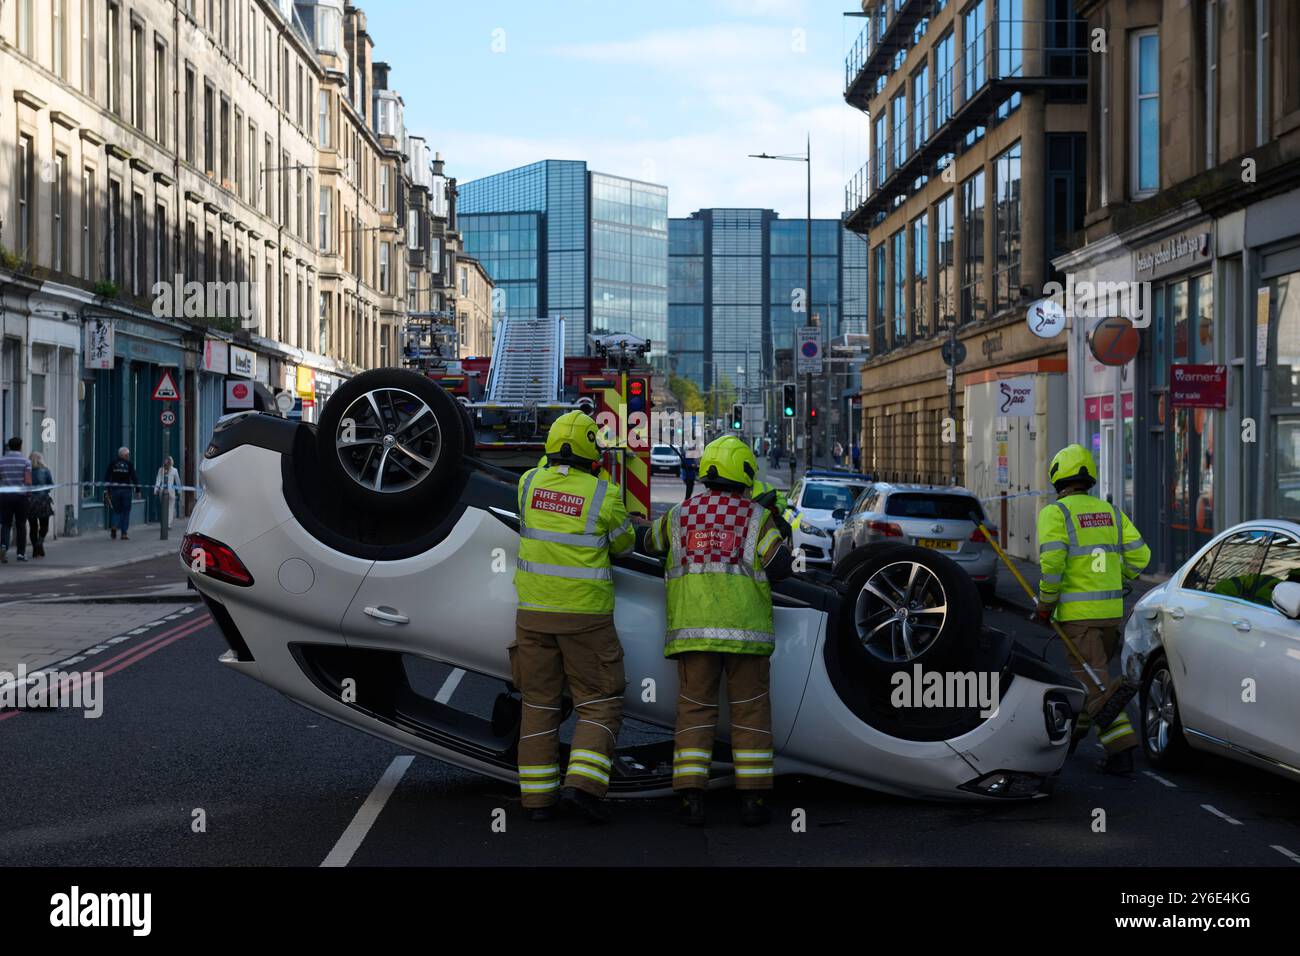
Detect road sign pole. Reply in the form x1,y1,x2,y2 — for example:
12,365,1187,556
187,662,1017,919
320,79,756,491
161,420,171,541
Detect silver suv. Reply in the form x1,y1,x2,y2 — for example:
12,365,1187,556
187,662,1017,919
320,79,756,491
833,483,999,601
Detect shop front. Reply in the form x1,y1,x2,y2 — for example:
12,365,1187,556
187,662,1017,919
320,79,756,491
79,315,189,532
1061,213,1219,575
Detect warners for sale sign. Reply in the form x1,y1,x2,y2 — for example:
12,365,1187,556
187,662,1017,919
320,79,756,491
531,488,586,518
1170,364,1227,409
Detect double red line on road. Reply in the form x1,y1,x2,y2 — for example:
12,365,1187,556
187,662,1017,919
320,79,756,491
0,612,211,724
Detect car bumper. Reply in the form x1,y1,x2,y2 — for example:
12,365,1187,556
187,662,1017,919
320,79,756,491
793,528,834,565
784,653,1083,801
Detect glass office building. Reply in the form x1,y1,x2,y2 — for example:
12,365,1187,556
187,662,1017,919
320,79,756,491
459,160,668,365
668,208,869,395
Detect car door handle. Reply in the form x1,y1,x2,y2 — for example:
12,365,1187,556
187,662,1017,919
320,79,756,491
364,605,409,625
1169,607,1185,620
1230,619,1252,633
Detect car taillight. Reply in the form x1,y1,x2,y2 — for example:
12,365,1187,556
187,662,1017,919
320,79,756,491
181,532,254,586
970,524,996,543
867,520,903,537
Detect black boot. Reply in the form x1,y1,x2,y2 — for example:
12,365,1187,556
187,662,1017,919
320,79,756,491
528,804,556,823
561,787,612,824
676,791,707,827
740,793,772,827
1096,749,1135,776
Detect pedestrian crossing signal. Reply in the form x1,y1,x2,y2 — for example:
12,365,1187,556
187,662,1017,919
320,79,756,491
782,383,796,417
731,404,743,430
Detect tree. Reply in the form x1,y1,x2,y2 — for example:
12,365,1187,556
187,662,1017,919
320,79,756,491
668,374,706,414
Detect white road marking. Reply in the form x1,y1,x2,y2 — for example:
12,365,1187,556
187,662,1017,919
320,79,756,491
1201,804,1243,826
320,755,414,868
107,636,131,644
1271,845,1300,864
127,628,148,635
434,668,466,704
1143,771,1177,788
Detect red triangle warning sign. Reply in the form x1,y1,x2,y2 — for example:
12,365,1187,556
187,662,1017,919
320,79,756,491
152,369,180,401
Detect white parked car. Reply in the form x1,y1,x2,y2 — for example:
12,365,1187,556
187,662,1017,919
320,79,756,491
1121,520,1300,782
183,369,1085,802
650,444,681,475
785,473,871,568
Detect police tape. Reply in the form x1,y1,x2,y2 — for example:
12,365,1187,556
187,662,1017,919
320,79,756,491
0,480,205,495
977,488,1058,504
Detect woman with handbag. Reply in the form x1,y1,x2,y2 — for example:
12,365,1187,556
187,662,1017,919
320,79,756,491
27,451,54,558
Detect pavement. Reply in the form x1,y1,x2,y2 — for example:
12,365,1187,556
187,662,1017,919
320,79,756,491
0,602,197,677
0,520,180,584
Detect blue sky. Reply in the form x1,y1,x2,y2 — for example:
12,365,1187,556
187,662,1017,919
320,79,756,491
361,0,869,218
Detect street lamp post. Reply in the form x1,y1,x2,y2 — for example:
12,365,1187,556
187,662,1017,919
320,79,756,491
750,134,813,471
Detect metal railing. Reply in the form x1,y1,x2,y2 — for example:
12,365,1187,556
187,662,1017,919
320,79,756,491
844,19,1087,220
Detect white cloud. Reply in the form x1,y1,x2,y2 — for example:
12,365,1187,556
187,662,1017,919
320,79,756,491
446,98,865,219
713,0,809,17
439,20,868,219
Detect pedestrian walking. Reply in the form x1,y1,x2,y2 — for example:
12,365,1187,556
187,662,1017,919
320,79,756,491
154,455,182,519
679,449,698,500
26,451,54,559
0,436,32,563
851,444,861,472
104,447,139,540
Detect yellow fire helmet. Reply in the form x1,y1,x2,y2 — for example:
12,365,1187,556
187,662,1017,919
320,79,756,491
1048,443,1098,490
698,435,758,489
544,410,601,466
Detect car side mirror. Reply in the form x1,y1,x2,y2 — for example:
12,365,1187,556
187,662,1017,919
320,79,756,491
832,508,847,521
1271,581,1300,619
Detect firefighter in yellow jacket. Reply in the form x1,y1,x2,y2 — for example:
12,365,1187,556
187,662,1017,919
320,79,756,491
643,436,794,827
1036,444,1151,775
512,411,636,823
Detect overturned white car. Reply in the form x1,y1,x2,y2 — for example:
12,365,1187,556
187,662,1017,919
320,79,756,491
183,368,1084,801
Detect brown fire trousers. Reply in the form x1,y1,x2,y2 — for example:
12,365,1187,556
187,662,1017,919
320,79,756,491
1060,619,1137,755
510,610,626,808
672,651,773,792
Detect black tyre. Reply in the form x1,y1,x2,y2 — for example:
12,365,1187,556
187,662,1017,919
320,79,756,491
316,368,464,514
454,398,477,456
1139,653,1194,769
839,543,982,673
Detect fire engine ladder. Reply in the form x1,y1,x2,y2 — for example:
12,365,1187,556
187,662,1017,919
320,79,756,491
485,315,565,404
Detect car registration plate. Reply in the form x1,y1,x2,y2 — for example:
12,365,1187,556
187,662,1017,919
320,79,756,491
917,538,958,551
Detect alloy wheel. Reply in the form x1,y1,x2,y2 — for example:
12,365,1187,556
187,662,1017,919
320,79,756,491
1144,667,1177,756
335,387,441,494
854,560,949,663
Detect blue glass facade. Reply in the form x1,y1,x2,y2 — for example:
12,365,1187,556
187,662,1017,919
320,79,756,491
459,160,668,366
668,209,869,396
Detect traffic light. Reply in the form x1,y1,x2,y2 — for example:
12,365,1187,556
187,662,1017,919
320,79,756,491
627,377,647,414
809,406,818,421
782,383,796,418
731,403,743,430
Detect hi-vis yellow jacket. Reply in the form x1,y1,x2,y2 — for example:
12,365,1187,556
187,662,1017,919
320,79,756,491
514,463,635,615
1037,493,1150,621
